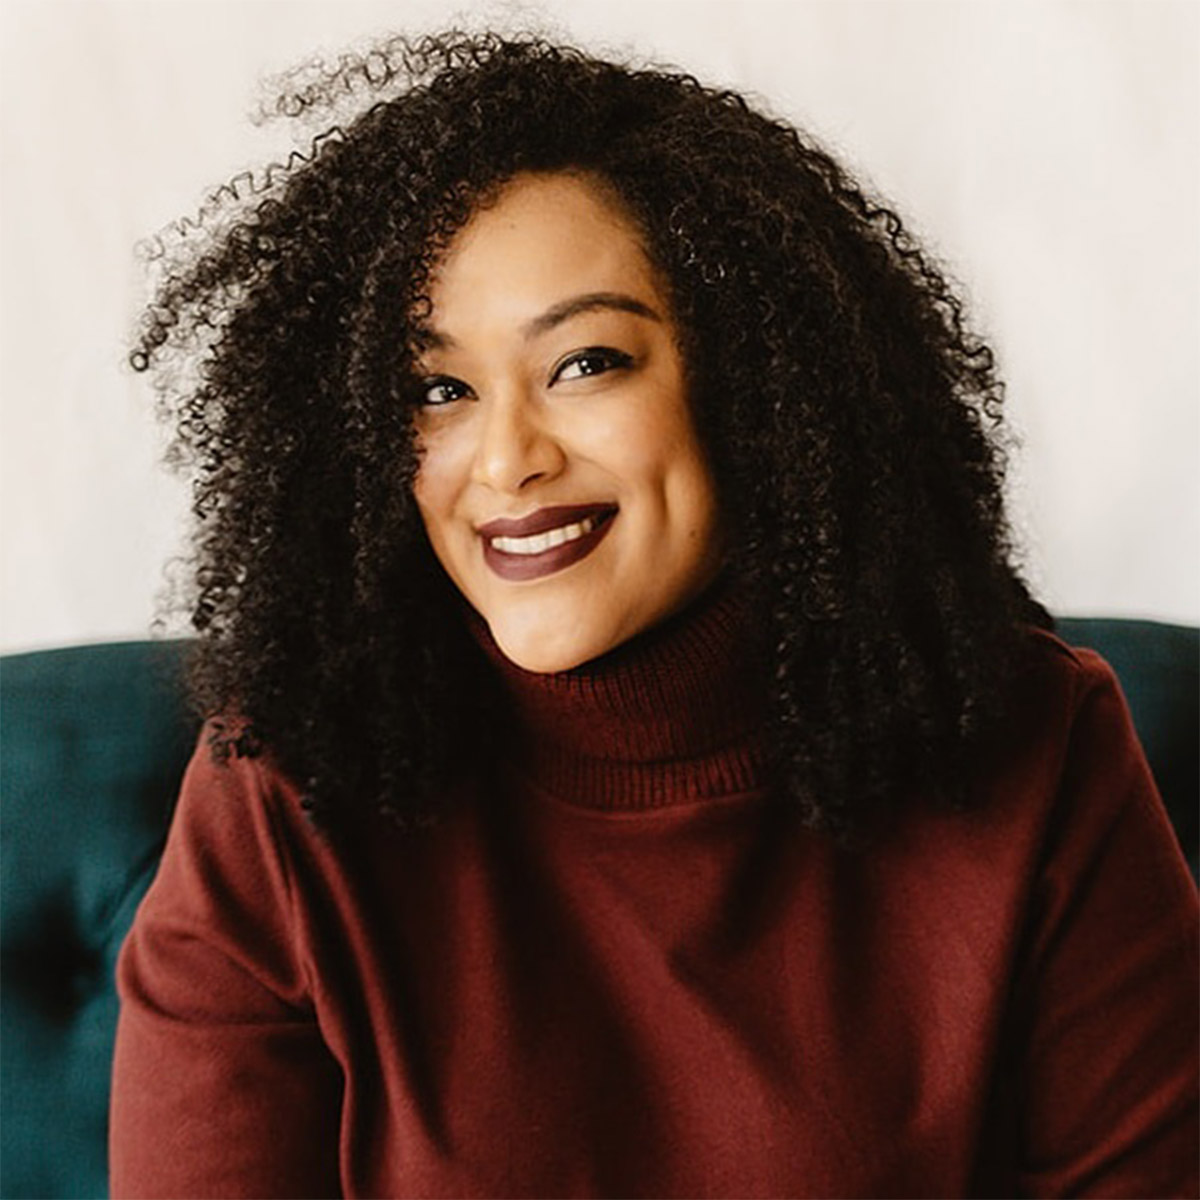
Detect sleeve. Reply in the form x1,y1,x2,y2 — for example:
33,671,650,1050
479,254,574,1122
109,729,344,1199
1008,650,1199,1198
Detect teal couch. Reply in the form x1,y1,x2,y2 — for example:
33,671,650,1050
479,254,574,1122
1,622,1197,1199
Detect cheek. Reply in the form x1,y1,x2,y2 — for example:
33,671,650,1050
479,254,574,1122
411,431,466,532
648,422,721,554
614,408,716,514
593,393,696,475
411,447,477,596
669,460,721,554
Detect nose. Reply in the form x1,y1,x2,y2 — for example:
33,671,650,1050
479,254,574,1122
470,393,567,493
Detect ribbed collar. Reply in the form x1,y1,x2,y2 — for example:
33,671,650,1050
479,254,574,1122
472,575,773,811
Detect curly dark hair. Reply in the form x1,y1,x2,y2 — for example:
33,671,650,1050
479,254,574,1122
134,31,1046,837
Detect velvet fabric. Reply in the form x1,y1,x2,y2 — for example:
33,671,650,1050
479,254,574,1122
1,641,192,1199
2,617,1197,1198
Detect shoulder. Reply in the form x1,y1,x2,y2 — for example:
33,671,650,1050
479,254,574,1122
995,625,1139,788
175,716,306,825
150,717,328,921
971,624,1192,895
1018,624,1122,709
118,718,328,1018
880,624,1167,881
163,717,415,917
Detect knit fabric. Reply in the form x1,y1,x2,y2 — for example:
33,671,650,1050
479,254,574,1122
111,588,1200,1198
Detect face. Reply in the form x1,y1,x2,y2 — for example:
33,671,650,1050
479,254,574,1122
411,172,723,674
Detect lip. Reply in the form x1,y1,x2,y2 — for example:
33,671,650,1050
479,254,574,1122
477,504,616,539
479,503,617,582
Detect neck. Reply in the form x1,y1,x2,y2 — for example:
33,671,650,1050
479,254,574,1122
471,574,773,810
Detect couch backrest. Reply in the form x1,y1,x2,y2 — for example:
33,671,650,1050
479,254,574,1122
1,640,195,1200
0,622,1195,1198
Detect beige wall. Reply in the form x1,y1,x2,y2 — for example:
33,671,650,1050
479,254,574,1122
2,0,1196,651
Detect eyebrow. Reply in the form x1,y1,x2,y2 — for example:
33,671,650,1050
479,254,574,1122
521,291,662,339
415,291,662,350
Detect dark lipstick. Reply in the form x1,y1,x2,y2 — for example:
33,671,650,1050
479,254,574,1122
478,504,617,582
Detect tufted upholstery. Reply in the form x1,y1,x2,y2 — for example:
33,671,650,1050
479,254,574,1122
0,621,1196,1199
1,641,195,1200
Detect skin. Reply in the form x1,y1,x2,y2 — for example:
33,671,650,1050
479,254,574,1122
411,171,724,674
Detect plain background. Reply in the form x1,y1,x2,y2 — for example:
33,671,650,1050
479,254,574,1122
1,0,1197,653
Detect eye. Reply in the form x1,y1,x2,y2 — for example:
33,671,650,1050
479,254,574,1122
418,375,473,407
550,346,634,385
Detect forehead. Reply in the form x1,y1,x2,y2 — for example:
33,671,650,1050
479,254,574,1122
425,172,664,328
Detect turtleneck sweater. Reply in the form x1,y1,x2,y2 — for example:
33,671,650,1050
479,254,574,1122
111,586,1199,1199
472,577,772,810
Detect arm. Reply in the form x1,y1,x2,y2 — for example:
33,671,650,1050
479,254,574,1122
1010,650,1199,1197
110,730,343,1199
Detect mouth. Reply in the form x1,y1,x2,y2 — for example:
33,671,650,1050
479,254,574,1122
478,503,618,582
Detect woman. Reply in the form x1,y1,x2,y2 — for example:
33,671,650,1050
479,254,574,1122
111,32,1198,1198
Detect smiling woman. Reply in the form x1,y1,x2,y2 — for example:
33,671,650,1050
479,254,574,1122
109,31,1198,1200
412,172,722,672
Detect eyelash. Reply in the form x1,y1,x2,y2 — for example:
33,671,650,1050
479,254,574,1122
551,346,634,383
417,346,633,407
419,377,472,407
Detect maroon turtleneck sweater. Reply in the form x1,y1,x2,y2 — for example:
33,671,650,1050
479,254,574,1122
111,589,1199,1198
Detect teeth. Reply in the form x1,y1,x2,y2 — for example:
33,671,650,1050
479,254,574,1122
491,516,597,556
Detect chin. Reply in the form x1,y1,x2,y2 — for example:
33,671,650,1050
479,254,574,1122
491,629,595,675
488,613,620,675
